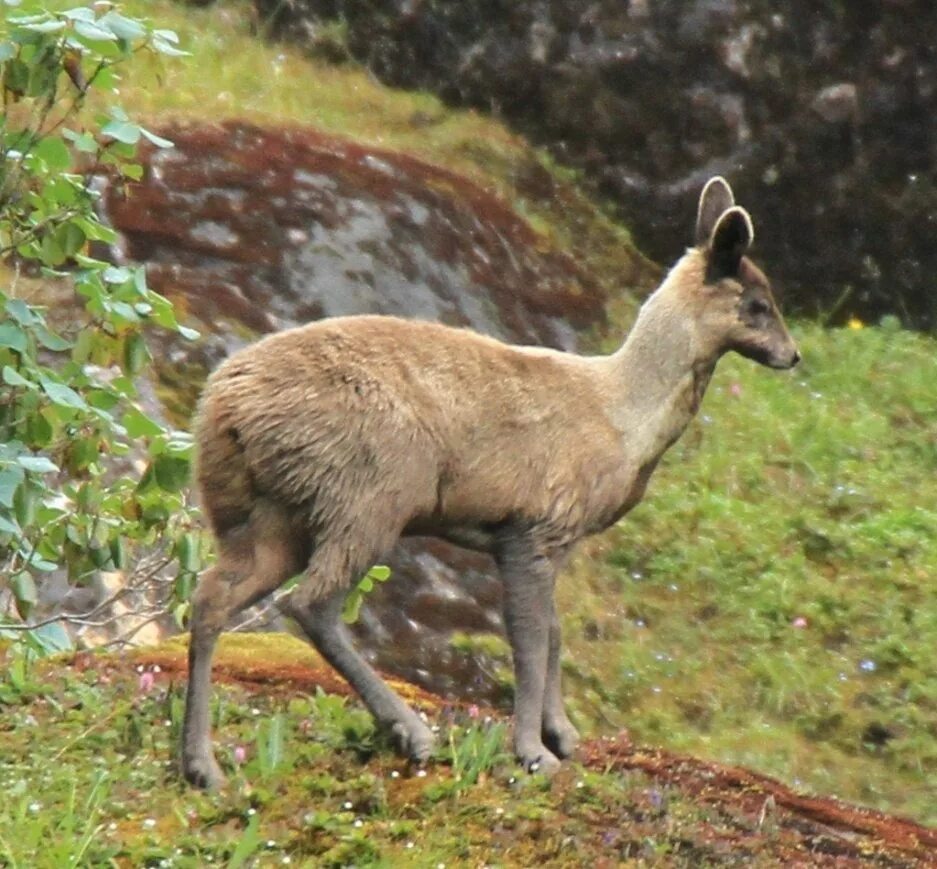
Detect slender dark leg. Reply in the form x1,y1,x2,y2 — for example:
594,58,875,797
541,602,579,758
286,566,435,761
498,538,560,773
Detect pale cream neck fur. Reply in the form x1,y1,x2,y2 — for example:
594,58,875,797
599,252,718,467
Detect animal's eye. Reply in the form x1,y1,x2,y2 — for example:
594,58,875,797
746,297,771,317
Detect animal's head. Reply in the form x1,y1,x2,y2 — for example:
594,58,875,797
686,176,800,370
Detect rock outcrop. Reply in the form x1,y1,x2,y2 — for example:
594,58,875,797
103,120,614,701
256,0,937,329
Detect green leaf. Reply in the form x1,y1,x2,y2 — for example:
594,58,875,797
176,533,200,572
30,622,73,654
16,455,57,474
25,409,53,447
151,35,190,58
101,120,140,145
123,332,150,375
54,221,86,257
40,232,66,267
63,129,98,154
33,136,71,170
0,42,16,63
153,454,189,492
0,466,24,508
34,324,72,352
368,565,392,582
122,407,163,438
139,127,174,149
109,536,126,570
11,572,38,617
4,298,37,326
39,376,88,410
98,12,146,41
20,19,66,34
103,265,131,284
0,321,28,353
3,365,32,387
62,7,96,22
73,19,117,41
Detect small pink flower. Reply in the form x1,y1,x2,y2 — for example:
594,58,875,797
729,382,743,397
791,617,808,629
137,670,155,694
233,745,247,765
467,704,480,720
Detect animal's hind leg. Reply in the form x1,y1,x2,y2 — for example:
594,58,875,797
182,514,303,789
285,546,435,763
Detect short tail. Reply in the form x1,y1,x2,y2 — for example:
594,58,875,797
193,410,255,539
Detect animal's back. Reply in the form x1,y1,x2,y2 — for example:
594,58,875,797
195,315,625,543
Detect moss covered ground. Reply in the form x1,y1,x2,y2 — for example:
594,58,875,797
1,634,934,867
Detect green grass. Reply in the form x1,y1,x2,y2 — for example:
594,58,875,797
3,635,929,867
0,638,786,867
557,319,937,824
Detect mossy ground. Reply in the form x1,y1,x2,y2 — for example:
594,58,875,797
1,634,933,867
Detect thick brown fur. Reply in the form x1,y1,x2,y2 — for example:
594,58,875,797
181,177,799,789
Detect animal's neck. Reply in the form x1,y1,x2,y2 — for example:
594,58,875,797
603,269,719,468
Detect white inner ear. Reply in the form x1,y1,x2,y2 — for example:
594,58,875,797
696,177,736,244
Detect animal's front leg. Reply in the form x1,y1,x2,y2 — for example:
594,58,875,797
498,538,561,774
542,602,580,759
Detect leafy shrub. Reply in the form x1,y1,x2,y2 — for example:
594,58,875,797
0,1,205,644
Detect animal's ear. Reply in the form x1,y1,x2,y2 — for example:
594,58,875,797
707,206,754,279
695,176,735,246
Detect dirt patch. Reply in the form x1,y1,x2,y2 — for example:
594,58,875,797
582,734,937,866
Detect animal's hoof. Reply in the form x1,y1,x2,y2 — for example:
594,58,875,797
517,745,562,776
183,754,226,790
390,719,435,764
543,719,580,760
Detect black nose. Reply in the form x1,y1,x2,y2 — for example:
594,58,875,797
791,350,802,366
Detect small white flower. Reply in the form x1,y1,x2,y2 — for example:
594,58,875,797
416,769,427,778
142,818,157,830
342,801,353,810
390,770,400,779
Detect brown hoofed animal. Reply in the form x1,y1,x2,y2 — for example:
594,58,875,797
182,177,799,788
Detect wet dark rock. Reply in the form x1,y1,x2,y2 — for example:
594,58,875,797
103,120,605,702
255,0,937,329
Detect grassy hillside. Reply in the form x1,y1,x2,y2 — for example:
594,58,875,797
557,319,937,824
6,0,935,846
